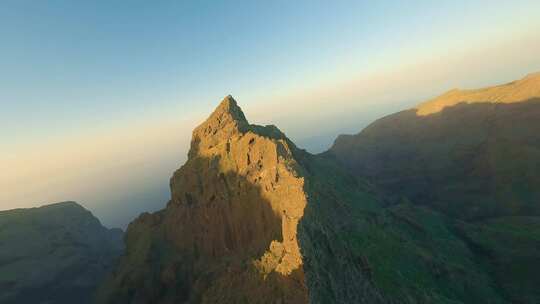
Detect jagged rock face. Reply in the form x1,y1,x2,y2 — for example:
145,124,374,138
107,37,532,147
171,97,306,277
98,96,507,304
97,96,309,303
0,202,123,304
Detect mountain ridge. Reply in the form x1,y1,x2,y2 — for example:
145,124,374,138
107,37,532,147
415,71,540,115
330,72,540,303
0,201,123,304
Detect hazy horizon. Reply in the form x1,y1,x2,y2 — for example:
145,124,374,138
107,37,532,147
3,1,540,228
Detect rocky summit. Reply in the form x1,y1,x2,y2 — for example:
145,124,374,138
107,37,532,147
0,201,123,304
96,96,514,304
97,96,311,303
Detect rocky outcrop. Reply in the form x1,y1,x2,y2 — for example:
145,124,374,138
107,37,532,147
0,201,123,304
96,96,311,303
97,96,506,304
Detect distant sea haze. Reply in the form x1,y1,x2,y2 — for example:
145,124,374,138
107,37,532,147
2,0,540,228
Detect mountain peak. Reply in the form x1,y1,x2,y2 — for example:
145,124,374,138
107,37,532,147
188,95,250,158
210,95,248,125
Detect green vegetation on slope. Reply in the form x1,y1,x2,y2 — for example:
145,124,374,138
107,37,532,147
330,74,540,303
456,216,540,303
301,154,505,303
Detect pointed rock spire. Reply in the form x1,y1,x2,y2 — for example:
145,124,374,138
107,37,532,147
197,95,249,134
210,95,248,124
189,95,250,158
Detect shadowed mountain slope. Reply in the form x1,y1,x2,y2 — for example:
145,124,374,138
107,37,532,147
330,73,540,303
331,73,540,220
97,96,505,304
0,201,123,304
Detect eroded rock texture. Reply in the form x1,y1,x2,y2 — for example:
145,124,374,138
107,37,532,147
97,97,312,303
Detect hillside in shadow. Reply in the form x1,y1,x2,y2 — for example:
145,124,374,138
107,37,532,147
297,152,504,303
331,93,540,303
0,202,123,304
331,98,540,220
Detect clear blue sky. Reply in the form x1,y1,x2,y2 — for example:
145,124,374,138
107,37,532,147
2,0,540,227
